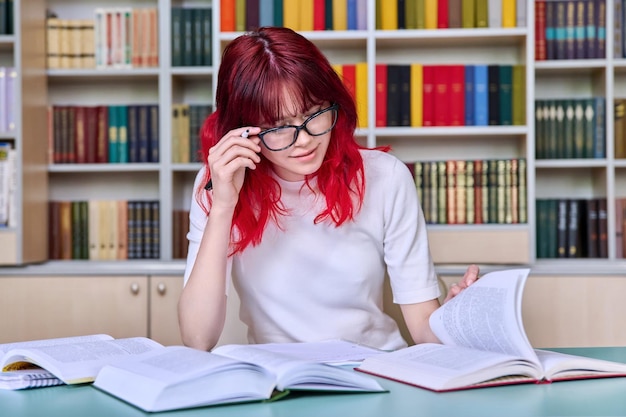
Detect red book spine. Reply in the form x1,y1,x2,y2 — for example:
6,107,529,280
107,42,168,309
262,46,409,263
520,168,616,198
313,0,326,30
96,105,109,163
535,0,547,60
448,65,465,126
375,64,387,127
433,65,450,126
342,64,357,101
422,65,435,127
437,0,449,28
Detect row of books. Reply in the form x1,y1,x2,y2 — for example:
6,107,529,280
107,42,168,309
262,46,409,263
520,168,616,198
378,0,526,30
48,200,160,261
48,105,160,164
172,209,190,259
407,158,527,225
0,67,15,133
171,8,212,67
535,0,606,61
0,142,16,227
171,104,213,164
220,0,367,32
46,8,159,70
534,97,606,160
0,0,13,35
614,99,626,159
536,198,608,259
375,64,525,127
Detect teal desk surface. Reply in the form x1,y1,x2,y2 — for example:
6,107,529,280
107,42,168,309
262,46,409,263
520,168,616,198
4,347,626,417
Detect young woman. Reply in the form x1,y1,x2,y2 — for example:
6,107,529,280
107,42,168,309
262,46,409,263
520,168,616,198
179,27,479,352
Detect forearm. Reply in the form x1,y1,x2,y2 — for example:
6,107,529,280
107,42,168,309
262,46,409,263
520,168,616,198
400,299,441,345
178,206,234,351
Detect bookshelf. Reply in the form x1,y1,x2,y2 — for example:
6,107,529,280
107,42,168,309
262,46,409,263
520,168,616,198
0,0,48,265
2,0,623,271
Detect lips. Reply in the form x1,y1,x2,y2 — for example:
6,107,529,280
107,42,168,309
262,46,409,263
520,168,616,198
291,147,316,159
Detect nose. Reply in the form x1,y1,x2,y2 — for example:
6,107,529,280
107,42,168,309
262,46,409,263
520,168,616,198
293,126,314,147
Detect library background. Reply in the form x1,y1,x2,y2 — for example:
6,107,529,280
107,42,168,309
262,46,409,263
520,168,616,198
0,0,625,350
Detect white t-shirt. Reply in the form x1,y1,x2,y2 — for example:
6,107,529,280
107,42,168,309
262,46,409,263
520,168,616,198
185,149,439,350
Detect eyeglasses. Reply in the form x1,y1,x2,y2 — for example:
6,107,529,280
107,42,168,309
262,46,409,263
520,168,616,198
257,103,339,152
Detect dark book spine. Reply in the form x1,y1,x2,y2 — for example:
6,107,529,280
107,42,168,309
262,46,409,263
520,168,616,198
597,198,608,258
567,199,581,258
557,198,568,258
171,7,182,66
487,65,500,125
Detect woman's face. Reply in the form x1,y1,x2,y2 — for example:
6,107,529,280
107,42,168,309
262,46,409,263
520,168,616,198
257,94,333,182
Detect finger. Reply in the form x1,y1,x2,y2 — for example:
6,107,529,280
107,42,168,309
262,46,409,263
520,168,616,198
462,264,480,287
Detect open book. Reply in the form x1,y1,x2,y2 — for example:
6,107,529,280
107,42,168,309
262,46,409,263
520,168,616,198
356,268,626,392
93,343,385,412
0,334,164,388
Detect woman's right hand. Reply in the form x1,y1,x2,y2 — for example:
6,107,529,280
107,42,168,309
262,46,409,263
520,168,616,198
207,127,262,210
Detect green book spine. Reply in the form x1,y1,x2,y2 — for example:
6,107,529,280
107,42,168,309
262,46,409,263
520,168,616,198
487,159,497,223
555,99,565,159
414,161,423,213
536,200,548,258
518,158,527,224
236,0,246,31
475,0,488,27
583,98,595,158
547,99,557,159
563,99,575,158
182,8,194,66
461,0,475,28
71,201,81,260
193,9,203,67
79,201,89,259
118,105,128,163
573,99,585,158
171,8,182,67
511,65,525,126
437,160,447,224
202,8,212,66
275,0,284,27
108,105,119,163
405,0,417,29
535,99,544,159
416,0,425,28
498,65,513,125
592,97,605,158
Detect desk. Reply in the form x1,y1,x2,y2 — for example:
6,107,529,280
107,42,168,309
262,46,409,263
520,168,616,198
3,347,626,417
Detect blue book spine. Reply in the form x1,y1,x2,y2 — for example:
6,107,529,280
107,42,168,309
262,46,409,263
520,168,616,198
464,65,475,126
347,0,357,30
118,105,128,163
259,0,274,26
473,65,488,126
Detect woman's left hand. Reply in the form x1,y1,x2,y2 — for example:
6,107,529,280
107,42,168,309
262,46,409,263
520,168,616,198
443,264,480,303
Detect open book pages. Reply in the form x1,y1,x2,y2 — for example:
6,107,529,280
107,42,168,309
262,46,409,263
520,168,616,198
356,268,626,391
214,339,386,365
1,335,164,384
93,344,385,412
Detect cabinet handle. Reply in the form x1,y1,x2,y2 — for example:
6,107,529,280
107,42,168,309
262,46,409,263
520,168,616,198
130,282,140,295
157,282,167,296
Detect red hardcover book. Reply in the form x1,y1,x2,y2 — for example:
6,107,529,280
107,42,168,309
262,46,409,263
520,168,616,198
433,65,450,126
535,0,547,60
375,64,387,127
221,0,236,31
448,65,465,126
313,0,326,30
84,106,98,163
342,64,357,101
598,198,608,258
437,0,448,28
422,65,435,126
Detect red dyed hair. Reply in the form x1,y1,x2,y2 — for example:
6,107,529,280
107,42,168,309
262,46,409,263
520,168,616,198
197,26,370,254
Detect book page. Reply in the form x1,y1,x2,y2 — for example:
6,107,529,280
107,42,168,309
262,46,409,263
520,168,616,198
212,344,384,392
0,369,63,390
93,346,277,412
429,269,536,361
535,349,626,380
357,342,541,391
1,337,164,384
215,340,385,365
0,334,113,355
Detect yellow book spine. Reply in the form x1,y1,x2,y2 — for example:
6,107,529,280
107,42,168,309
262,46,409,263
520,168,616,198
502,0,516,28
380,0,398,30
283,0,301,31
410,63,423,127
355,62,368,128
424,0,437,29
333,0,348,30
300,0,314,31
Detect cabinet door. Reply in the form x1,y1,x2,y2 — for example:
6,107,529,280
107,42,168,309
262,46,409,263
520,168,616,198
0,276,148,343
149,276,183,346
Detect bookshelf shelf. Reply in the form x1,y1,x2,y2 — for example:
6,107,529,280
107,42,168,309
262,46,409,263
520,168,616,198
374,126,528,138
48,163,161,173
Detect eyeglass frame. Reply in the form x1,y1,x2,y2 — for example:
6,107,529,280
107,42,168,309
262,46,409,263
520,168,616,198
257,103,339,152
